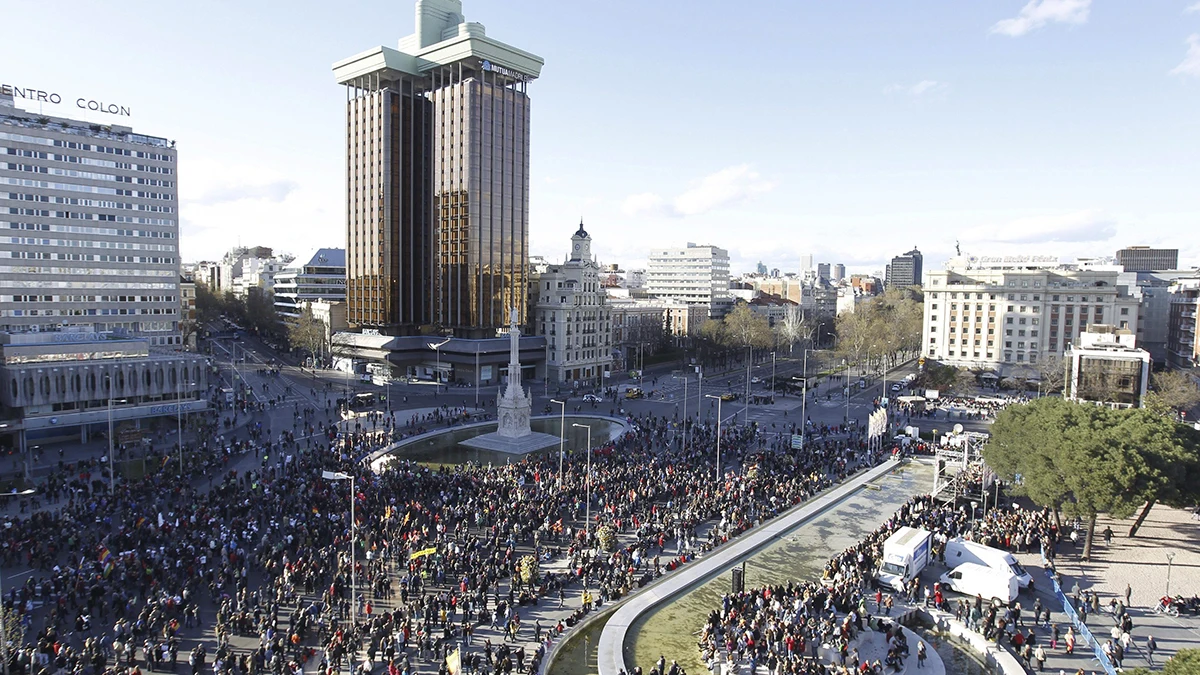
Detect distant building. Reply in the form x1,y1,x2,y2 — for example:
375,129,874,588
646,242,731,318
1064,325,1150,408
800,254,814,273
1116,246,1179,273
180,278,197,350
816,263,831,282
886,247,924,289
1168,275,1200,369
530,223,612,384
755,261,768,275
307,299,349,360
923,257,1140,375
1121,270,1195,365
273,248,347,322
833,264,846,283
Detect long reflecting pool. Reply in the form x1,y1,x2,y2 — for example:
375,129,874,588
384,416,626,466
622,462,934,674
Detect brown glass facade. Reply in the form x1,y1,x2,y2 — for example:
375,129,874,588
345,79,434,332
343,66,530,337
431,67,531,336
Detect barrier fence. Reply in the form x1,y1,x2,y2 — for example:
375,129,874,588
1040,546,1118,675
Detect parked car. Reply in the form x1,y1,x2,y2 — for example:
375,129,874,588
583,393,602,403
891,383,902,391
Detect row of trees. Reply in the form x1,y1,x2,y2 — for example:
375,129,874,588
833,288,924,373
984,396,1200,560
691,288,924,375
194,283,329,361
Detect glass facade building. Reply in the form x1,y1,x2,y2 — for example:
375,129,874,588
0,94,181,346
336,0,542,337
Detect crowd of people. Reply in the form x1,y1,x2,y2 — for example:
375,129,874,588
1,375,892,675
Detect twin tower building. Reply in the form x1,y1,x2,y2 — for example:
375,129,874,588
334,0,543,338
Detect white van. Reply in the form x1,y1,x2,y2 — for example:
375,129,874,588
944,538,1033,589
939,563,1019,605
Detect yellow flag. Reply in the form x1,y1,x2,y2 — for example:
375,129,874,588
409,546,438,560
445,648,461,675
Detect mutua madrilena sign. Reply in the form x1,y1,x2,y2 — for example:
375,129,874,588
1,83,131,117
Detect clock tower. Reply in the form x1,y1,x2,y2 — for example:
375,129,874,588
569,220,591,262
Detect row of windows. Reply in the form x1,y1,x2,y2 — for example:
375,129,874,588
1,148,173,173
8,251,174,264
1,307,176,317
1,163,172,187
5,193,174,215
7,237,175,252
0,264,176,278
0,131,174,161
2,177,173,200
4,294,177,303
4,221,174,237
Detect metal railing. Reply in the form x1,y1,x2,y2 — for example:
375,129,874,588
1040,546,1118,675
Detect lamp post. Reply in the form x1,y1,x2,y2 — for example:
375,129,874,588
802,348,811,447
571,423,593,541
176,371,197,478
105,375,127,496
770,351,776,403
430,337,451,395
551,399,566,483
705,394,722,482
744,344,752,425
0,487,35,675
673,375,688,449
322,470,355,675
696,365,704,422
1167,551,1177,597
844,358,851,425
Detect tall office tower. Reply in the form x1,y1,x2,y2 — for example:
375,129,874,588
885,247,923,289
816,263,831,282
334,0,543,337
0,92,181,346
799,254,814,273
1115,246,1179,273
833,263,846,283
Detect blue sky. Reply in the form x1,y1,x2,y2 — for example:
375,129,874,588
4,0,1199,275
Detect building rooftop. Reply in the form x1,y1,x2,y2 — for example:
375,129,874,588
1,93,172,148
333,0,543,84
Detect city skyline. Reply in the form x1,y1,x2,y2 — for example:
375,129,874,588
3,0,1199,275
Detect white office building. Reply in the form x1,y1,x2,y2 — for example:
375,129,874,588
530,223,612,384
923,256,1140,375
273,248,346,321
646,242,731,318
0,91,181,346
1064,324,1151,408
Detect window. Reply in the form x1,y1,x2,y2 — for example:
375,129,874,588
1018,330,1026,337
1019,318,1027,325
1006,329,1014,336
1120,307,1129,316
1031,330,1039,337
1052,295,1060,301
1007,305,1014,312
1006,317,1014,324
931,303,939,310
1005,341,1013,348
1020,294,1028,301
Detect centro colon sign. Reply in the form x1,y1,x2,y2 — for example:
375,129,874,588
2,83,131,117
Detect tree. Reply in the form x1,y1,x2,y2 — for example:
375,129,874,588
1035,354,1065,395
985,398,1199,558
1125,648,1200,675
289,304,327,360
194,282,224,325
777,305,808,356
1147,370,1200,419
722,303,774,352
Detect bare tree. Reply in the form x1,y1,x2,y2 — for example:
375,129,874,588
777,304,807,356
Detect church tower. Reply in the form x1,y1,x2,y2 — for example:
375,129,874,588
569,221,591,262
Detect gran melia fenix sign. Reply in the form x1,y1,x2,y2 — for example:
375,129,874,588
2,82,130,117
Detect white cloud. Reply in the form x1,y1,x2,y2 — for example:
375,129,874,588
990,0,1091,37
962,209,1117,245
621,164,776,218
1187,2,1200,13
1171,34,1200,77
884,80,948,95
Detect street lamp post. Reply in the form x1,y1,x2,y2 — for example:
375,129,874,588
1167,551,1177,597
176,372,196,478
770,351,776,403
430,337,451,395
673,375,688,449
105,376,127,495
571,423,593,541
705,394,722,482
551,399,566,482
0,487,35,675
744,344,752,425
844,358,851,425
802,349,811,448
322,470,355,675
